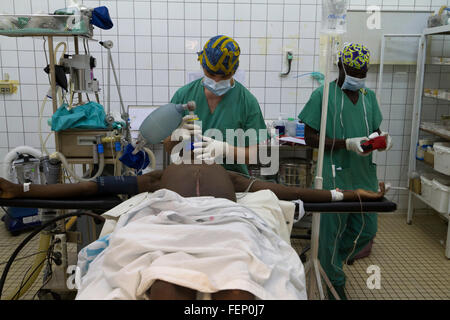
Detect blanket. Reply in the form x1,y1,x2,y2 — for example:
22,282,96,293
76,189,307,300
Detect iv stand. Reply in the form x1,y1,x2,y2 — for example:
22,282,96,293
304,34,341,300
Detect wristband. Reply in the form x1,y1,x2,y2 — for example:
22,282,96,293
23,182,31,193
330,189,344,202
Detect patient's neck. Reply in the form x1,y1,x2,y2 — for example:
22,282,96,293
160,163,237,202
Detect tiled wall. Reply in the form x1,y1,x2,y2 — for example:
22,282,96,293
0,0,449,211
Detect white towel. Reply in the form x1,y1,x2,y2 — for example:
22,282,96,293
76,189,307,300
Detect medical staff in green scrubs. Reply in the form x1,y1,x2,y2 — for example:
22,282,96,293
298,43,393,300
164,35,267,176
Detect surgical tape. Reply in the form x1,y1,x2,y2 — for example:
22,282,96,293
96,176,139,196
330,189,344,202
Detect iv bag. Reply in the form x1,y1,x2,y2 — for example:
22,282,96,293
321,0,349,34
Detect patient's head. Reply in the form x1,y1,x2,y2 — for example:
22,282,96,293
161,163,236,202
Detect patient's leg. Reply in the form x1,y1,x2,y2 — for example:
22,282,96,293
148,280,196,300
212,290,255,300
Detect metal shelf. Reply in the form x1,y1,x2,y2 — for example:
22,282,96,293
420,122,450,141
408,26,450,259
0,14,93,38
410,191,449,217
0,31,91,37
423,91,450,102
423,24,450,35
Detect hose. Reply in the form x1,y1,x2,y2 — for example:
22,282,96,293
143,147,157,170
65,217,78,231
39,95,50,155
50,151,105,182
438,5,449,16
0,211,105,300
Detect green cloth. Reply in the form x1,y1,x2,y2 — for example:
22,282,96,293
51,102,108,132
299,81,383,287
171,78,267,176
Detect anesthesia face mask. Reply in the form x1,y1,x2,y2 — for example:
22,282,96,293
202,75,235,96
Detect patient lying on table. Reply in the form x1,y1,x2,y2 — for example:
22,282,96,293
0,163,385,300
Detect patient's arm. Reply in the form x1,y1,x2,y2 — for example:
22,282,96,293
228,172,385,203
0,170,164,199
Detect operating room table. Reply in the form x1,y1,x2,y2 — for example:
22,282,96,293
0,196,397,214
0,196,396,299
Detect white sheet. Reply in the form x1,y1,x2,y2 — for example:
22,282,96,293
76,189,307,300
99,190,304,244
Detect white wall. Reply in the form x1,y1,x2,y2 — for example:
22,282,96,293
0,0,449,210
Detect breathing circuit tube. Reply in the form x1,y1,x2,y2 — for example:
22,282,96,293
0,211,105,300
50,151,105,182
143,147,157,170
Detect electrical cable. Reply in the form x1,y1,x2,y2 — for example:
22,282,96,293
29,240,57,300
10,241,55,300
236,177,258,199
0,250,49,266
83,38,88,54
0,211,105,300
344,193,365,265
11,258,47,300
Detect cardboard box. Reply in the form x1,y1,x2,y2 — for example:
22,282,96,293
424,150,434,167
409,177,421,195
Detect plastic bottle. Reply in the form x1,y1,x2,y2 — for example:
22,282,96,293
274,116,286,136
286,118,297,137
296,122,305,138
139,102,195,145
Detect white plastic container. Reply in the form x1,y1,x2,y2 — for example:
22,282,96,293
285,118,297,137
433,142,450,175
430,179,450,213
420,175,433,202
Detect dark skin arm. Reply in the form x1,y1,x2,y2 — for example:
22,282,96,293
0,170,164,199
0,165,384,202
227,171,385,202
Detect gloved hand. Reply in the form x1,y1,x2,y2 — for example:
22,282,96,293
378,131,393,151
193,136,231,163
171,114,201,142
346,136,370,156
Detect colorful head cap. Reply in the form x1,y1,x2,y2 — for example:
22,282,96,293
338,43,370,70
198,35,240,76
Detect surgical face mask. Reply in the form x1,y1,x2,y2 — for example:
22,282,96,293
202,75,235,96
341,65,366,91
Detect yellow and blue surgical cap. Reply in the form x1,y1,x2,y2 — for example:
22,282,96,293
198,35,240,76
338,43,370,70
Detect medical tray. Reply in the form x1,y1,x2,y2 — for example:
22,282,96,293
0,14,92,37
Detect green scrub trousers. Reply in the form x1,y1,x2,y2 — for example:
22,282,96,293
171,78,267,176
299,81,383,287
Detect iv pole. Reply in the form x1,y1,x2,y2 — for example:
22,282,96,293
304,34,341,300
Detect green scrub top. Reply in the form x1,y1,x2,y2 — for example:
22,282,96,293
299,81,383,192
171,78,267,176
